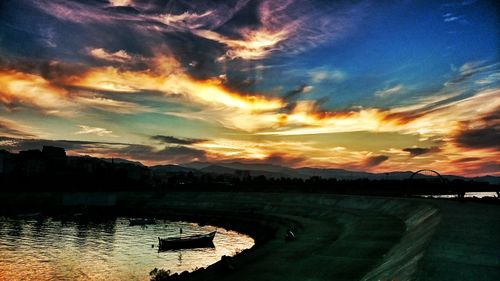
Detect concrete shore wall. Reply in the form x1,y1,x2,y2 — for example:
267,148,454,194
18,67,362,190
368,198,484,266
148,192,442,281
1,191,498,281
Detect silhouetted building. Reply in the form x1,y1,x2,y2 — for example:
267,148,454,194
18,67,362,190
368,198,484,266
42,146,66,158
19,149,42,159
18,149,44,176
43,146,67,173
0,150,10,174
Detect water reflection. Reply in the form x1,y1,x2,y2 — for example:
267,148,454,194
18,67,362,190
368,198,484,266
420,191,499,199
0,217,254,281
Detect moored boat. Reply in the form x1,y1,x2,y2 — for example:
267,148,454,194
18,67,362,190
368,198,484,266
158,231,216,250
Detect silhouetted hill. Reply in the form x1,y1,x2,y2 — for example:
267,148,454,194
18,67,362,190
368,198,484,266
181,161,213,170
474,175,500,185
179,161,499,184
102,158,144,166
189,163,297,178
1,147,499,194
297,167,376,180
217,162,296,174
151,164,198,174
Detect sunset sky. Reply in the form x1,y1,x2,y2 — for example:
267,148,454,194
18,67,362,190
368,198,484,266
0,0,498,176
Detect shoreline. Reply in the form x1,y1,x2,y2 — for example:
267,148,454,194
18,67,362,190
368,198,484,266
1,191,499,281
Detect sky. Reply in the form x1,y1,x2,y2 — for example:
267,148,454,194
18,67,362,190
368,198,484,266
0,0,499,176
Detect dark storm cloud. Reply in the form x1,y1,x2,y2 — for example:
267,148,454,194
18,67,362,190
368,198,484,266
454,109,500,150
403,146,441,157
14,1,362,69
0,137,207,164
262,153,306,167
283,84,312,100
151,135,206,145
452,157,481,163
460,161,500,176
0,0,370,96
455,126,500,150
363,155,389,167
0,137,125,152
155,146,207,163
114,143,207,163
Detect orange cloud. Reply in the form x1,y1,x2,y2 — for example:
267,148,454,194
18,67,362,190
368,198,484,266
88,48,131,62
2,58,498,176
0,117,39,138
0,68,149,116
71,57,283,111
62,56,285,130
108,0,132,7
0,69,71,115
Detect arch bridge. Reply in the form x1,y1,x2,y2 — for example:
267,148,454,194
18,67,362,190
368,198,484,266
410,169,446,183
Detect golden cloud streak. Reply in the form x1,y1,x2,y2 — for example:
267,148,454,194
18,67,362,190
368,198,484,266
194,28,291,60
65,56,283,112
0,69,71,115
59,54,500,143
89,48,131,62
1,57,498,176
0,68,148,116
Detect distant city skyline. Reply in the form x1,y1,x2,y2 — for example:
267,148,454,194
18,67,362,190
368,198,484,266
0,0,499,176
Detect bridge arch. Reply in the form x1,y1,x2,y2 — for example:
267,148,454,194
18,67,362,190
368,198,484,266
410,169,445,182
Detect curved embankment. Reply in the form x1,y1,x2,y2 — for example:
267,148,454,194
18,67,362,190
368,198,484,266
138,192,448,281
2,192,498,280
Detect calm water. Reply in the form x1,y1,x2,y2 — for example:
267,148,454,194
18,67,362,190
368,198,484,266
421,191,499,199
0,217,254,281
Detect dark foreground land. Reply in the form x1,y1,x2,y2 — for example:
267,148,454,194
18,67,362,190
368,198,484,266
1,192,499,281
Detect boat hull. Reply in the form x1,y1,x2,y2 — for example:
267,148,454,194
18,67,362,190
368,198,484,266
158,231,216,250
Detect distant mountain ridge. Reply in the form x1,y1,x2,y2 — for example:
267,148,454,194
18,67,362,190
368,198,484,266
147,161,500,185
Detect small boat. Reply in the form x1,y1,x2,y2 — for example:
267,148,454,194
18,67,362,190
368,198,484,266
129,218,156,226
158,231,216,250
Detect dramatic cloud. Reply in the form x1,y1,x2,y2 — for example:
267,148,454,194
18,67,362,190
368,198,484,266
88,48,131,62
0,137,207,165
113,144,207,163
310,69,345,83
192,0,364,60
0,0,498,176
60,55,287,131
375,84,404,97
76,125,115,137
0,69,71,114
151,135,206,145
454,109,500,150
155,146,207,163
363,155,389,168
0,118,37,138
452,157,480,163
262,153,307,167
403,146,441,157
0,67,149,115
283,84,313,100
446,61,500,86
109,0,132,7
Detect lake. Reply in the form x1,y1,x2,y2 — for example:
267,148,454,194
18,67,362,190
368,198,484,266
0,217,254,281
